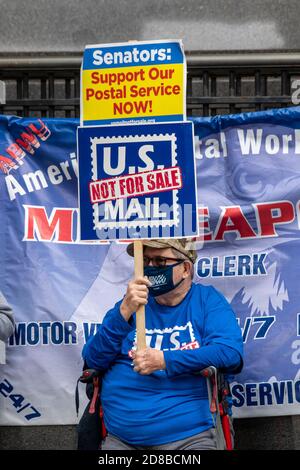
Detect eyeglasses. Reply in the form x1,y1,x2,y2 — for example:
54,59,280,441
143,256,185,268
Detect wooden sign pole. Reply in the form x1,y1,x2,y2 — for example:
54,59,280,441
134,240,146,350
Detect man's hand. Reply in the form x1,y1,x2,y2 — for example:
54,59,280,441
120,276,151,322
132,348,166,375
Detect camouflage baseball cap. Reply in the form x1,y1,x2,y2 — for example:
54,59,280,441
126,238,197,263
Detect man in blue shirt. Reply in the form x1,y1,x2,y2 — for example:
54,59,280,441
82,238,243,450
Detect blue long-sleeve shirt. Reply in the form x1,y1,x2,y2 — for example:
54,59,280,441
82,283,243,446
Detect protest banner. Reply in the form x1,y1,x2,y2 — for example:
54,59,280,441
1,108,300,424
81,40,186,125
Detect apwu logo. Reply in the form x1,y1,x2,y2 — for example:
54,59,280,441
0,119,51,175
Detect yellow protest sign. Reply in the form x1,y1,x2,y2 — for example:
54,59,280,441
81,40,186,125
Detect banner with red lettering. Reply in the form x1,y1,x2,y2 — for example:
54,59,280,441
0,108,300,425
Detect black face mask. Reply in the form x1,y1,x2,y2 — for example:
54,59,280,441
144,261,185,297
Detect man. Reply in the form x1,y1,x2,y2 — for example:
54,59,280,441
0,291,14,342
82,238,243,450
